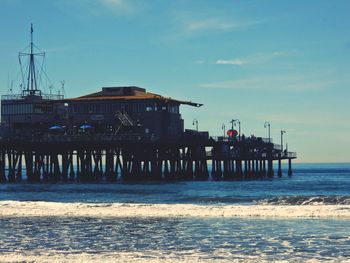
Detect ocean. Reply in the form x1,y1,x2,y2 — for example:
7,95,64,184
0,163,349,262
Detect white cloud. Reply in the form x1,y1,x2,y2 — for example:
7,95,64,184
169,11,266,39
214,50,297,66
185,18,264,34
215,59,245,66
200,75,335,92
272,51,289,56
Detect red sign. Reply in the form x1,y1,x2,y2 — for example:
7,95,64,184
227,129,238,137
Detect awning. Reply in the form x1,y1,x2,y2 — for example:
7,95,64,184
80,124,93,129
49,125,63,130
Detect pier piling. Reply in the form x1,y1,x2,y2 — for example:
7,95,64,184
0,135,296,182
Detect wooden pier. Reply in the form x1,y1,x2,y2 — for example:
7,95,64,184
0,134,296,183
0,26,297,183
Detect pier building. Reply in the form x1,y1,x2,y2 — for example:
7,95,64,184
63,86,201,139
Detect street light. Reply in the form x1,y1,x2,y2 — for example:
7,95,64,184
230,119,241,140
264,122,271,143
193,118,198,132
281,130,286,152
222,123,226,138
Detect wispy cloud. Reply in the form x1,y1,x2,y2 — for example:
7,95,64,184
56,0,134,16
200,74,335,92
195,50,297,66
213,50,297,66
215,59,245,66
185,18,264,34
170,11,266,39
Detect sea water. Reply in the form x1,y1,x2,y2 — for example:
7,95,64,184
0,163,349,262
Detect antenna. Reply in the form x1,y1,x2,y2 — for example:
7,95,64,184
19,24,45,97
10,81,14,94
60,80,66,98
7,72,10,93
28,23,37,93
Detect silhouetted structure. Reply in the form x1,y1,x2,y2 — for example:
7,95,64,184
0,25,296,183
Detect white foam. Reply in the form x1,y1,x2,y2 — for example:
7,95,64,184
0,250,349,263
0,201,349,218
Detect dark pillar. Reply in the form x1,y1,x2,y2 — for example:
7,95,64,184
251,159,255,177
288,158,292,176
267,159,274,178
16,153,22,182
8,150,15,182
0,150,6,182
278,159,282,177
244,160,248,178
236,160,243,178
69,151,75,181
262,159,266,177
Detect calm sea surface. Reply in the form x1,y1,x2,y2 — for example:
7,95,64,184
0,163,349,262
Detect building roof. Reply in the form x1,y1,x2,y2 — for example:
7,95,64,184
64,86,203,107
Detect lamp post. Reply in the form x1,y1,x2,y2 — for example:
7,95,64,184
281,130,286,152
222,123,226,138
264,122,271,143
193,118,198,132
230,119,241,140
235,119,241,139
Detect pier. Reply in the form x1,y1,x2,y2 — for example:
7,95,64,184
0,134,296,183
0,25,297,182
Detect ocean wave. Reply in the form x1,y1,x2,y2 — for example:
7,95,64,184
1,251,349,263
0,201,349,218
257,196,350,205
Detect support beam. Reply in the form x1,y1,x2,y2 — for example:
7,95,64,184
288,158,293,176
278,159,282,177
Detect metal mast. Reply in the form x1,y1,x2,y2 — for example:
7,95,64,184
20,24,44,97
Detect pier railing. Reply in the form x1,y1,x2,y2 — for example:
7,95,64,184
211,136,273,144
207,150,297,159
29,134,156,143
1,93,64,101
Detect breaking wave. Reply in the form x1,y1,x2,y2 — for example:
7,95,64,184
1,201,349,218
257,196,350,205
1,250,349,263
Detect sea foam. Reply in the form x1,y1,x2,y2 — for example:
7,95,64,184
2,250,347,263
1,201,349,218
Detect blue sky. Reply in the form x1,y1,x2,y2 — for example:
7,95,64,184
0,0,349,162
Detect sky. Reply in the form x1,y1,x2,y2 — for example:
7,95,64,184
0,0,349,163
